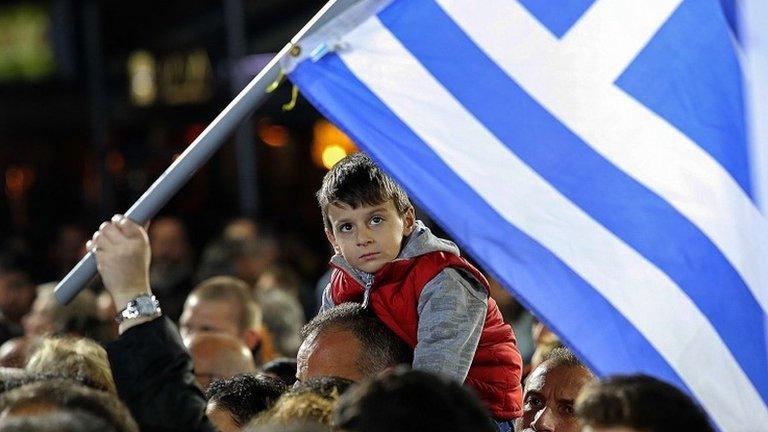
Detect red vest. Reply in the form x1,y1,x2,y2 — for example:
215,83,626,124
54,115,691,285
331,251,523,420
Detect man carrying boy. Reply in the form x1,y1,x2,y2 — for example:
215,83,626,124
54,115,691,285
318,153,523,427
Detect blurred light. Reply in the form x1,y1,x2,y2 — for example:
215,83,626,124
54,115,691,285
312,119,357,169
128,50,157,106
321,145,348,170
5,166,36,199
160,50,213,105
106,151,125,174
258,123,289,148
0,4,54,82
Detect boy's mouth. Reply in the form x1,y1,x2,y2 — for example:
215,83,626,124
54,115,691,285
359,252,379,261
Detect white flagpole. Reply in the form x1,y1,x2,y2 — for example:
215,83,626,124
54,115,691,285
55,0,362,304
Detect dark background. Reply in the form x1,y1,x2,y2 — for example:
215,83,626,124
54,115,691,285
0,0,343,278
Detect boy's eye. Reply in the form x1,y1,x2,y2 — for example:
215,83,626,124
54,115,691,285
338,223,353,233
370,216,384,225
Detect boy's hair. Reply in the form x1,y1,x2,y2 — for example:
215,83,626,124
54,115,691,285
316,153,412,230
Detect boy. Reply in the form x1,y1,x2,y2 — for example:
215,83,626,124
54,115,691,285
318,153,523,423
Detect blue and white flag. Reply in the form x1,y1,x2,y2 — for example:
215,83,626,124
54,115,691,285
284,1,768,429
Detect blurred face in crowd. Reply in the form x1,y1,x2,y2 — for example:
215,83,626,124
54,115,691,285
296,328,365,385
325,200,415,274
148,217,192,291
22,294,56,337
186,333,256,390
0,271,35,323
515,362,594,432
179,295,259,350
51,225,88,277
149,218,190,265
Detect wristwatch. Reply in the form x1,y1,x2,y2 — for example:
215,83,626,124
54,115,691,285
115,294,162,323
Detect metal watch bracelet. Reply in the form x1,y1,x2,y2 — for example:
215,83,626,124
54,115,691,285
115,294,162,324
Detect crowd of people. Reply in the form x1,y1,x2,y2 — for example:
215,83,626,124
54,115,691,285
0,154,714,431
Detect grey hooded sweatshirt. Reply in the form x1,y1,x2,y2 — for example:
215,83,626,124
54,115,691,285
321,220,488,383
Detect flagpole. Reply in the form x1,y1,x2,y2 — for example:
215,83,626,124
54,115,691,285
55,0,362,304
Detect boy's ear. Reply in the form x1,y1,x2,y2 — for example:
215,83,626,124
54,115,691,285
403,206,416,236
325,228,340,253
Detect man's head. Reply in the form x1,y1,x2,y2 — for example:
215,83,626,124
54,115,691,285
575,374,713,432
186,332,257,390
22,283,99,339
180,276,262,350
296,303,411,384
148,217,193,292
515,348,595,432
205,373,287,432
0,409,117,432
0,251,36,324
333,367,497,432
317,153,415,274
0,379,138,432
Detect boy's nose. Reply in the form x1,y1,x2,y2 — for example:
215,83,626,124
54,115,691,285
356,230,373,246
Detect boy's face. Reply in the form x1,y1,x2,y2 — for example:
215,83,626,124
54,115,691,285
325,200,415,274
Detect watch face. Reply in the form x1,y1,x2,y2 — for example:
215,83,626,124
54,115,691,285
134,296,159,314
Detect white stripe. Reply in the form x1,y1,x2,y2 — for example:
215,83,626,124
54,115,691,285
739,0,768,215
559,0,681,82
335,16,768,431
438,0,768,315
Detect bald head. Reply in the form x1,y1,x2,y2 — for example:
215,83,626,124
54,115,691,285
186,333,257,390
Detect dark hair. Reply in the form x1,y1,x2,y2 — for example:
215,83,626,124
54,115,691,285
575,374,714,432
301,303,412,377
316,153,411,230
262,358,298,387
0,409,117,432
206,373,287,428
0,379,138,432
543,347,589,369
333,368,497,432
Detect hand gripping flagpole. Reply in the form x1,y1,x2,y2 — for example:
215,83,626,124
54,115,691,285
55,0,361,304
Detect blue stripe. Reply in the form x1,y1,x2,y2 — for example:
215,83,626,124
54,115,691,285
378,0,768,402
616,0,751,196
289,53,694,397
517,0,597,38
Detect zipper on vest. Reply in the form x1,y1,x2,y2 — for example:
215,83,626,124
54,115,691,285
362,276,373,308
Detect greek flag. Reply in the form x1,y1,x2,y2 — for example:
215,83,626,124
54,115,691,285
284,1,768,429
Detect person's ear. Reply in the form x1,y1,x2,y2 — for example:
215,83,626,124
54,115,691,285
242,329,261,351
402,206,416,236
325,228,341,254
